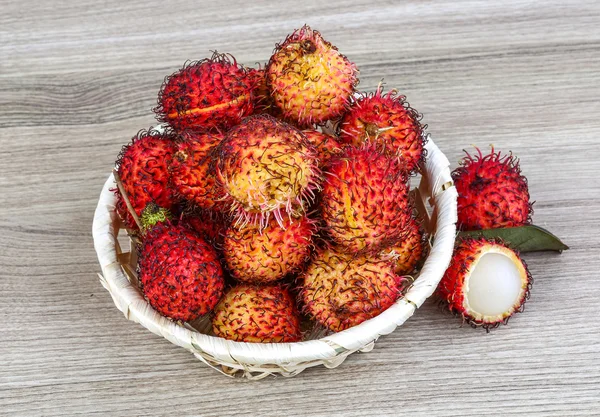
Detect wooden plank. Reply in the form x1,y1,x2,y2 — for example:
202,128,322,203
1,0,599,415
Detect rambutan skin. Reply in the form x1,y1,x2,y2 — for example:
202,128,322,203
266,25,358,126
320,146,411,253
223,215,315,283
181,210,229,249
247,67,281,117
300,248,405,332
169,131,228,212
154,52,256,132
212,284,302,343
139,223,225,322
115,129,176,230
302,130,343,167
380,216,428,275
437,237,532,330
215,114,321,228
338,87,425,173
452,148,533,230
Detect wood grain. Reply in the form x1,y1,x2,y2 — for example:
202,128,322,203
1,0,599,415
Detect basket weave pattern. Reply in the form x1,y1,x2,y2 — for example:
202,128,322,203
93,136,458,379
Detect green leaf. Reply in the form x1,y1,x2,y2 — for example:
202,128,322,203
459,225,569,253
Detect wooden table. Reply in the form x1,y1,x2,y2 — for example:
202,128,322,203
2,1,599,415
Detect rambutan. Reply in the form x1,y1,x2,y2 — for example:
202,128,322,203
300,248,406,332
437,237,532,330
247,67,279,116
266,25,358,126
181,210,229,249
169,131,228,212
380,216,428,275
223,215,315,283
320,146,411,253
114,129,176,230
212,284,302,343
339,86,425,173
215,114,321,228
139,222,225,322
452,147,533,230
302,130,343,167
155,52,256,132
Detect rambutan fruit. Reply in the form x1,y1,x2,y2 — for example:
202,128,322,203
169,131,228,212
181,210,229,249
155,52,256,132
114,129,176,230
302,130,343,167
320,146,411,253
266,25,358,126
247,67,276,116
139,222,225,322
216,114,321,228
212,284,302,343
437,237,532,330
223,215,315,283
452,147,533,230
380,216,428,276
300,248,406,332
338,87,425,173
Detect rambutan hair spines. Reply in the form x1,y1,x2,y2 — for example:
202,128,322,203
154,52,257,132
338,84,427,173
452,146,534,230
215,114,322,230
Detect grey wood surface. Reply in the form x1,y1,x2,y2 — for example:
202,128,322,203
1,0,599,415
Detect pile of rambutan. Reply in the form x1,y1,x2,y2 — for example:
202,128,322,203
111,25,565,343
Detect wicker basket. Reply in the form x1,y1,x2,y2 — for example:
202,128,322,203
93,135,457,379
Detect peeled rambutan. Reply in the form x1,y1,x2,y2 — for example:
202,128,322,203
139,222,225,322
302,130,343,167
437,237,532,330
216,114,321,228
212,284,302,343
452,147,533,230
169,131,228,212
266,25,358,126
154,52,256,132
339,86,425,173
380,216,428,275
114,129,176,230
223,215,315,283
320,146,411,253
300,248,406,332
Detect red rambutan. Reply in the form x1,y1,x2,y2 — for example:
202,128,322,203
339,86,425,173
300,248,406,332
320,145,412,253
437,237,532,331
266,25,358,126
380,216,428,276
223,215,315,283
181,210,229,249
114,129,176,230
139,222,225,322
215,115,321,228
155,52,256,132
212,284,302,343
169,131,228,212
302,130,343,167
452,147,533,230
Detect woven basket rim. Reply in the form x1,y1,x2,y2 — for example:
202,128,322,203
93,135,458,377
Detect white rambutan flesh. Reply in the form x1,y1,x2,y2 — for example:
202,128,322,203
465,252,526,319
438,237,532,330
